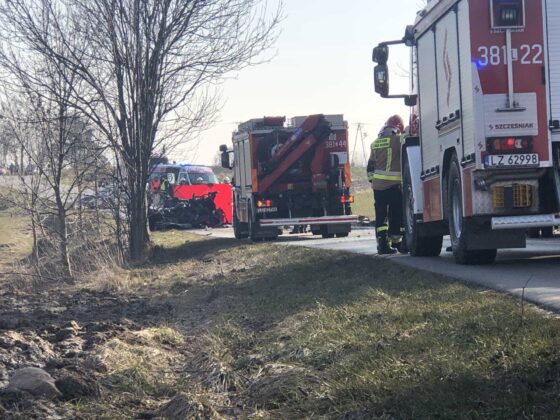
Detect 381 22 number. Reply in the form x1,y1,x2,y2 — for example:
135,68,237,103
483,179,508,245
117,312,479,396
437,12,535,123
477,44,543,67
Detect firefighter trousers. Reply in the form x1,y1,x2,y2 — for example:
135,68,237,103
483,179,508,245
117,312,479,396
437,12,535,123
373,185,403,240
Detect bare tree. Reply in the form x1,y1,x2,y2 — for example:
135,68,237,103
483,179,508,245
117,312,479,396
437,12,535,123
0,13,106,278
0,0,282,261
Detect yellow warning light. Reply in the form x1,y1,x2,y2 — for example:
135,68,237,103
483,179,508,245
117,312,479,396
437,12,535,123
492,184,533,209
512,184,532,208
492,186,505,208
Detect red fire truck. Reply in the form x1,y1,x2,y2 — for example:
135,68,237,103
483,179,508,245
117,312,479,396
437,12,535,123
372,0,560,264
220,114,356,240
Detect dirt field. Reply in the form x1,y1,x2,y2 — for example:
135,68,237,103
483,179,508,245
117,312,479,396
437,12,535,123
2,210,560,418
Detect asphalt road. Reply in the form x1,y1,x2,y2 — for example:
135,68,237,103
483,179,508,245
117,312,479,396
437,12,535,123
200,226,560,312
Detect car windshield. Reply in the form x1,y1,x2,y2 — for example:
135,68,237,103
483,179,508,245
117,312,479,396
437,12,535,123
177,166,218,184
187,172,218,184
148,166,167,181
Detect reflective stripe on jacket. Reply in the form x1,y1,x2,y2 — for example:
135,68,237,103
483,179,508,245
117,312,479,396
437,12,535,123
368,133,402,190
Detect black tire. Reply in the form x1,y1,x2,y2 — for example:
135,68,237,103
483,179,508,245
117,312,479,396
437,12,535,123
248,205,261,242
233,201,249,239
447,155,496,265
335,232,349,238
320,225,335,239
148,216,157,232
403,159,443,256
541,226,554,238
527,227,541,238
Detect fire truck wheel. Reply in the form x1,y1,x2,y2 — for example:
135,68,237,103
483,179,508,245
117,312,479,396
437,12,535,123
447,156,496,265
403,159,442,256
320,225,335,238
248,206,262,242
233,203,249,239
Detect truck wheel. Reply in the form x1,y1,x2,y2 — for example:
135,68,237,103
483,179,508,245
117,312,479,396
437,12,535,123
248,206,261,242
335,232,349,238
233,202,249,239
403,159,442,256
320,225,335,238
148,213,162,232
148,215,157,232
447,156,496,265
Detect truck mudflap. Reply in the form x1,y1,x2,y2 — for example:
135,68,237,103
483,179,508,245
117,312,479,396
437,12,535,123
258,215,358,227
492,214,560,230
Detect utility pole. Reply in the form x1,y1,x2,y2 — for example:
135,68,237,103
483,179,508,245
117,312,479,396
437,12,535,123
351,123,369,167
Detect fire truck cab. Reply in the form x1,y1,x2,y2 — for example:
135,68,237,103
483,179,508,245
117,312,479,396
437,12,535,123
373,0,560,264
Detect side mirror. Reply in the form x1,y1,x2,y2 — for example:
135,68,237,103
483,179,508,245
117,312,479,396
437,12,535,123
404,95,418,107
372,45,389,65
219,144,228,152
374,64,389,97
220,151,232,169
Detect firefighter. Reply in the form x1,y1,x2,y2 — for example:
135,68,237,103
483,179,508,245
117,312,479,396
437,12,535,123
367,115,405,254
159,176,173,196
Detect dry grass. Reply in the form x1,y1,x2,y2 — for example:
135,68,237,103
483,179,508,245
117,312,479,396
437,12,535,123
142,233,560,418
5,201,560,418
0,209,32,260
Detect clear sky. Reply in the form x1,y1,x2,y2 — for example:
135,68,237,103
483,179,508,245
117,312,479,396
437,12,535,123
177,0,425,166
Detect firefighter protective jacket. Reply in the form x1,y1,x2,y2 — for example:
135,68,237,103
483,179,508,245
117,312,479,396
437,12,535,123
367,127,402,191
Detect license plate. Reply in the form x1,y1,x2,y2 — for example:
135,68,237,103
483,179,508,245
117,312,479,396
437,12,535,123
484,153,539,167
256,207,278,213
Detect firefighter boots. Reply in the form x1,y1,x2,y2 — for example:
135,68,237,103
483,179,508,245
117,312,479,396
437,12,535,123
391,235,408,254
377,231,396,255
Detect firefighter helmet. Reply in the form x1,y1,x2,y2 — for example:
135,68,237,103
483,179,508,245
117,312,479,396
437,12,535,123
385,115,404,133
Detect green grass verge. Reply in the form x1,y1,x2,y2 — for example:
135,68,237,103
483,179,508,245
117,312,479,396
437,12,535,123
352,189,374,220
349,166,375,220
350,165,369,186
0,208,32,262
154,235,560,418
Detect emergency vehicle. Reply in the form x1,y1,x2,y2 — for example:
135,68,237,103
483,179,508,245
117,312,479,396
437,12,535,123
372,0,560,264
220,114,356,240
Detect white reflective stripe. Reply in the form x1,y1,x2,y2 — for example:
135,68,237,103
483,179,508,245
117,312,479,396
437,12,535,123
259,215,358,227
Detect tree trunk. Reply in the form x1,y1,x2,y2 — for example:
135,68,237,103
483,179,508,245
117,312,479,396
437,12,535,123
128,191,149,262
54,186,73,278
127,167,149,262
58,209,72,279
30,215,39,264
19,145,24,175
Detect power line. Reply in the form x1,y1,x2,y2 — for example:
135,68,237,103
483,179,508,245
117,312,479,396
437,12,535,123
351,123,369,167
